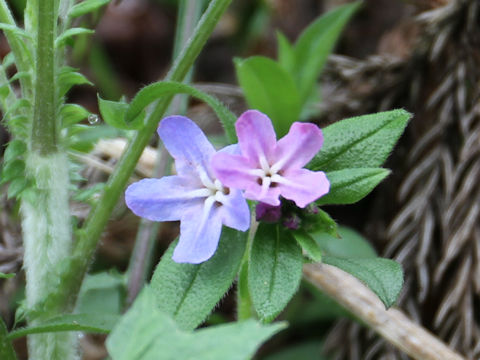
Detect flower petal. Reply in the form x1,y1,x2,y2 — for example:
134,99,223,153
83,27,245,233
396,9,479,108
274,122,323,171
211,152,257,189
158,116,216,177
125,177,205,222
278,169,330,208
244,181,282,206
218,189,250,231
236,110,277,162
172,205,223,264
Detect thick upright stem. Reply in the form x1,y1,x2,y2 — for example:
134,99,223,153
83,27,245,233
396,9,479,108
31,0,57,154
30,0,233,317
22,1,77,359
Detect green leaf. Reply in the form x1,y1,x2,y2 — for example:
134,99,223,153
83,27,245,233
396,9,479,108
0,159,25,184
55,28,94,48
276,31,295,74
292,230,322,262
125,81,237,142
58,67,93,97
75,271,125,314
60,104,90,127
293,1,361,103
7,177,29,199
249,223,303,322
150,227,247,330
97,95,132,130
318,168,390,205
323,256,403,308
0,272,14,279
309,109,411,171
0,24,32,39
234,56,301,137
107,287,285,360
302,208,338,236
0,316,16,360
3,140,26,163
7,313,120,340
313,226,377,259
8,71,31,83
69,0,111,18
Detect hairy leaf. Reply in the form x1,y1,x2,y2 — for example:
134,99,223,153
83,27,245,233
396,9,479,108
309,109,411,171
107,288,285,360
318,168,390,205
249,223,303,322
150,227,247,330
323,256,403,308
293,230,323,262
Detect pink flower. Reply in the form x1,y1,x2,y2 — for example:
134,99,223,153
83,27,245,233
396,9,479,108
211,110,330,208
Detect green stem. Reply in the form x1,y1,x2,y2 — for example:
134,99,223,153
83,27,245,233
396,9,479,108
126,0,205,305
237,218,258,320
31,0,57,154
22,1,77,359
31,0,233,316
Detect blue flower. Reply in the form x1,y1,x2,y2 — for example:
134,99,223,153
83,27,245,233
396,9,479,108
125,116,250,264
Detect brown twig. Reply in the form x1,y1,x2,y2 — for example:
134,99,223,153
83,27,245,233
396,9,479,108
303,263,466,360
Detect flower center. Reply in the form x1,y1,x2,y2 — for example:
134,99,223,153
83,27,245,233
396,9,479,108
198,167,229,206
248,155,286,197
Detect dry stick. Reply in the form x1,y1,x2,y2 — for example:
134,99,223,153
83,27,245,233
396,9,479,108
303,263,466,360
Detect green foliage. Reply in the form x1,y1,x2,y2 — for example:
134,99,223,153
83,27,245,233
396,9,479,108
314,226,377,259
107,287,285,360
60,104,91,128
75,271,125,315
234,56,301,137
150,228,247,330
291,1,361,104
55,28,94,48
309,109,411,171
97,95,130,130
249,223,303,322
292,230,323,262
58,67,93,98
69,0,112,18
98,81,237,142
323,256,403,308
0,316,16,360
0,23,32,40
318,168,390,205
7,313,120,340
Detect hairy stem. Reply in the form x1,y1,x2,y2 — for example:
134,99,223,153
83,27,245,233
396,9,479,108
32,0,233,317
22,1,77,359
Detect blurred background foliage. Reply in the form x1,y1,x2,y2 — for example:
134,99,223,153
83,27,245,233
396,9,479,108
1,0,479,359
